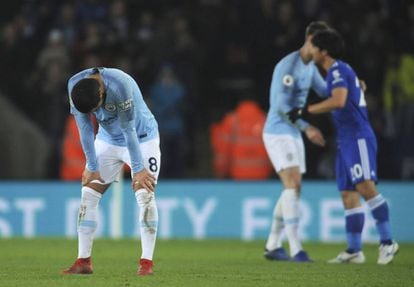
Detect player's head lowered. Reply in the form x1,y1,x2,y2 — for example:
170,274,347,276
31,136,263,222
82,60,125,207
305,21,330,38
71,77,106,113
311,29,345,59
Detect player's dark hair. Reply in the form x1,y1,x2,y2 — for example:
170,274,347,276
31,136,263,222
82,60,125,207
311,29,345,59
305,21,330,37
71,78,101,113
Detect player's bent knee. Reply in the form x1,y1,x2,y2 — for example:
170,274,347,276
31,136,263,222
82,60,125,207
282,188,299,201
279,168,302,190
85,182,110,194
341,191,360,209
81,186,102,206
135,189,156,207
356,180,378,200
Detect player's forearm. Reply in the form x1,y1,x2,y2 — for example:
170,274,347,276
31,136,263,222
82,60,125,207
275,93,300,119
308,97,343,114
278,101,310,131
81,138,98,172
127,141,145,174
295,119,310,132
75,115,98,171
122,126,145,173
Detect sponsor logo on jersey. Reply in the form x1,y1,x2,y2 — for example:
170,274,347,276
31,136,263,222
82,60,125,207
332,69,344,84
118,99,133,111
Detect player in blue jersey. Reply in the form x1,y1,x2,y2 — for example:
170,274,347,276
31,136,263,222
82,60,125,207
287,29,398,265
62,68,160,275
262,21,329,262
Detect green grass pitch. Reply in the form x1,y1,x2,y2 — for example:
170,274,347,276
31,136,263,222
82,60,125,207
0,238,413,287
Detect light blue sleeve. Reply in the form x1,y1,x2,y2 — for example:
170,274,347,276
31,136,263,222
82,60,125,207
67,75,98,172
272,89,309,131
295,119,310,131
270,62,310,132
270,62,294,115
116,80,145,174
73,113,98,172
311,65,328,98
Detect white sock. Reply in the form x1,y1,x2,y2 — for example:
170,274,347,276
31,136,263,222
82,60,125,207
77,186,102,259
281,188,302,257
366,194,385,210
135,189,158,260
265,197,284,251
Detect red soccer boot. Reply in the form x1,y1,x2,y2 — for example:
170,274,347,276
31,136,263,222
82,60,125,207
62,257,93,274
137,258,154,276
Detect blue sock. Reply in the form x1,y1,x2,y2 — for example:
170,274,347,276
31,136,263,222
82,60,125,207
367,194,393,245
345,207,365,253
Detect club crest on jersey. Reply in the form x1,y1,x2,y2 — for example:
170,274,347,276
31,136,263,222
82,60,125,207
118,99,133,111
282,75,294,87
104,103,116,112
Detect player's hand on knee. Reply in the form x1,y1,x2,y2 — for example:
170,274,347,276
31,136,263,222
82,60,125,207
82,169,105,186
132,169,156,192
305,125,326,147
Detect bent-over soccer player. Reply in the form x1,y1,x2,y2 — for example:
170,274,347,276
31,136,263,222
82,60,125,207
62,67,160,275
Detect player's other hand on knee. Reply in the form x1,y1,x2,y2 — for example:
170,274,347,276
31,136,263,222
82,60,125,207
132,169,156,192
305,125,326,147
82,169,105,186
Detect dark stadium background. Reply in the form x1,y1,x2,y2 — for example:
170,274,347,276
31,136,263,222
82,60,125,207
0,0,412,180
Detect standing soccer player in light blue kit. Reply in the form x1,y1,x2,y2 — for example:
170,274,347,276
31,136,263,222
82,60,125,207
62,67,160,275
288,29,398,265
262,22,328,262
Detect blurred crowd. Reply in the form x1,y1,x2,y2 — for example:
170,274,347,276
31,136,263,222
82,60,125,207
0,0,413,179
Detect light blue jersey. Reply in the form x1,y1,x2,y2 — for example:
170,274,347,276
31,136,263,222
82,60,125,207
264,51,327,137
68,67,159,174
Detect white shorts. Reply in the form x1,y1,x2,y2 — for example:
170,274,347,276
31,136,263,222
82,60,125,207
94,138,161,184
262,133,306,174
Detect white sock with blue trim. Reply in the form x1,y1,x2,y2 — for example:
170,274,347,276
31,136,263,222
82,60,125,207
281,188,302,256
266,197,284,251
77,186,102,258
135,189,158,260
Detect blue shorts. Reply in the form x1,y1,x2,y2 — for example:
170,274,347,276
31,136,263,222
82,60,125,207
336,137,378,191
